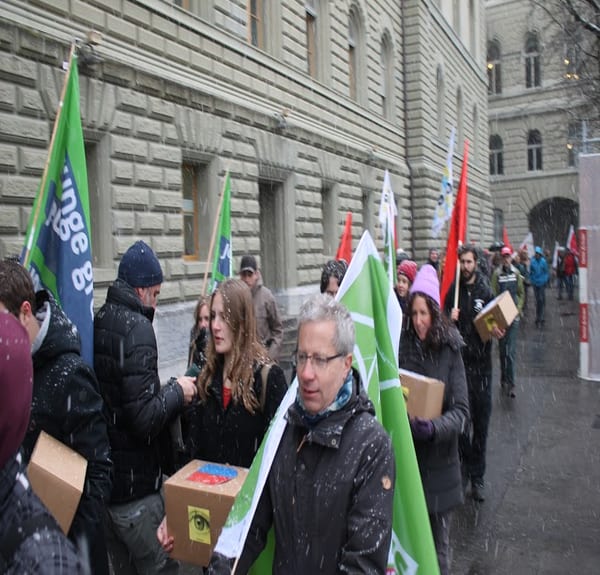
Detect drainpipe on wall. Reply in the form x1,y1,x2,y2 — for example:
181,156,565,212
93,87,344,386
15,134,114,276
401,0,416,259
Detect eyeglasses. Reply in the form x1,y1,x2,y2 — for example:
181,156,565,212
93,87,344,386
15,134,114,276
294,352,344,371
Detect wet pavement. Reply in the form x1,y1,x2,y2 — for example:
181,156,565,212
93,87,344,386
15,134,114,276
452,287,600,574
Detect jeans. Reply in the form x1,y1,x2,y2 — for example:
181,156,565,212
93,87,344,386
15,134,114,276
104,491,179,575
460,368,492,484
533,285,545,324
499,319,519,388
565,274,575,300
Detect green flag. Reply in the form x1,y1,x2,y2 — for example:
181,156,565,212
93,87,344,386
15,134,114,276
209,172,232,293
338,230,440,575
21,50,94,365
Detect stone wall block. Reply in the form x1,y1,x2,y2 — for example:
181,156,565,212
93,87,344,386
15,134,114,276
0,175,39,201
135,211,165,234
164,167,182,190
0,82,16,112
166,258,186,279
0,113,49,145
111,110,133,135
71,0,106,29
112,185,150,209
151,236,183,256
0,145,17,172
137,28,166,56
106,14,137,42
17,86,45,117
150,189,181,211
149,97,175,122
0,53,37,86
134,164,164,188
149,143,181,167
18,147,47,176
165,213,183,233
110,135,147,161
116,88,147,114
16,31,61,64
0,205,20,232
123,2,151,26
133,116,162,142
0,237,24,259
165,40,190,65
111,159,134,184
112,210,135,234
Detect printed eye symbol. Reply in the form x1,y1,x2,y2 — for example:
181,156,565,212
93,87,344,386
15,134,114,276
189,509,210,533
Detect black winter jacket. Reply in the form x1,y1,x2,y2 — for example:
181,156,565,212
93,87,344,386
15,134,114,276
184,362,287,468
213,373,395,575
0,451,85,574
444,271,494,374
94,279,184,503
21,292,111,575
399,328,469,514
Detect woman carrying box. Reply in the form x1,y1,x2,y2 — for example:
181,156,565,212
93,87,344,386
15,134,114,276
398,264,469,575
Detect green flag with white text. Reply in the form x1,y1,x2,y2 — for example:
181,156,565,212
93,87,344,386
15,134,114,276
209,172,232,293
338,230,440,575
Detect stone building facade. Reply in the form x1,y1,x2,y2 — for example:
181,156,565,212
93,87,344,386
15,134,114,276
0,0,491,375
486,0,592,250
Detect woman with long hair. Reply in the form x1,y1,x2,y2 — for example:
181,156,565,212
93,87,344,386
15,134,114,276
399,265,469,575
188,296,210,369
186,278,288,467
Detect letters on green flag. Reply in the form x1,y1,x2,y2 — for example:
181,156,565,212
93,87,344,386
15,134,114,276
21,51,94,365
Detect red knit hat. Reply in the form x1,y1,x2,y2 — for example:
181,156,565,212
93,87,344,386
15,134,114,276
397,260,418,284
0,312,33,468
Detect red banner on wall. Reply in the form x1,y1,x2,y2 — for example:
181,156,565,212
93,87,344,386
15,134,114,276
580,303,589,343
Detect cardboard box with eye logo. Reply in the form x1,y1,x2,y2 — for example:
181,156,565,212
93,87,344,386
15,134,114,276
164,459,248,566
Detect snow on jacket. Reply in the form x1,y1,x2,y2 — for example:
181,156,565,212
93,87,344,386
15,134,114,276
20,291,111,574
213,371,395,575
184,361,287,468
399,327,469,514
94,278,184,503
250,276,283,362
1,450,86,574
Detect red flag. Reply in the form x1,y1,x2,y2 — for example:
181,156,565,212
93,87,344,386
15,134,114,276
441,141,469,306
335,211,353,263
566,224,579,257
502,226,513,252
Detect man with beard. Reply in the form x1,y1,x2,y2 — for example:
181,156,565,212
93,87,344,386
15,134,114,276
444,245,504,502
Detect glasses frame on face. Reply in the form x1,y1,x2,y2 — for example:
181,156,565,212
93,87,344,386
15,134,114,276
294,351,344,371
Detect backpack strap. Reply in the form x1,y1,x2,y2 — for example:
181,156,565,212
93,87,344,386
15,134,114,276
259,363,272,412
0,514,58,571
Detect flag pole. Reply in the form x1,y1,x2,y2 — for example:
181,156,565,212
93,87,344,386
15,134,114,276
201,172,229,296
453,241,462,309
23,42,77,266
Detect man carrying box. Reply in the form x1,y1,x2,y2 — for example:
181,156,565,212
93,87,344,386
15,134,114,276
491,247,525,399
207,294,396,574
444,245,504,503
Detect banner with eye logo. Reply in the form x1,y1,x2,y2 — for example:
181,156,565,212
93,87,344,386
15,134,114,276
188,506,211,544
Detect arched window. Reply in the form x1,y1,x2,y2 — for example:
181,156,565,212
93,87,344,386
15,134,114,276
380,33,394,119
489,134,504,175
487,40,502,95
348,5,365,104
525,32,541,88
437,66,445,138
527,130,543,171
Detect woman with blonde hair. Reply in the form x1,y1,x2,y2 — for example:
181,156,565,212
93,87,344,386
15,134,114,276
186,278,287,467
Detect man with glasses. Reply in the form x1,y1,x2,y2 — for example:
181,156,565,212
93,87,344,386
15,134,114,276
492,246,525,399
208,294,395,574
238,254,283,362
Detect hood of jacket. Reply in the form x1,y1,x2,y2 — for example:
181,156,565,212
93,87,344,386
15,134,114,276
31,292,81,369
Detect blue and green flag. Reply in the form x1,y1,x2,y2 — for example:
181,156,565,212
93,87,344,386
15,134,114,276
21,51,94,365
209,172,232,293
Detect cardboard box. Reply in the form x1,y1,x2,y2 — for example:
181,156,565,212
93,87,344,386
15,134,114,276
399,369,445,419
28,430,87,534
474,290,519,342
164,460,248,566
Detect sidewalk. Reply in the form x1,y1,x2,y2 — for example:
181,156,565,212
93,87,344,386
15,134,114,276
452,289,600,574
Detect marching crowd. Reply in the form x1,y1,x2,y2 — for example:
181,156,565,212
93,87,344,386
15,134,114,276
0,239,573,574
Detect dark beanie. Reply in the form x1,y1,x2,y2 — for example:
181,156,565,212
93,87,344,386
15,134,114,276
118,240,164,288
0,312,33,469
